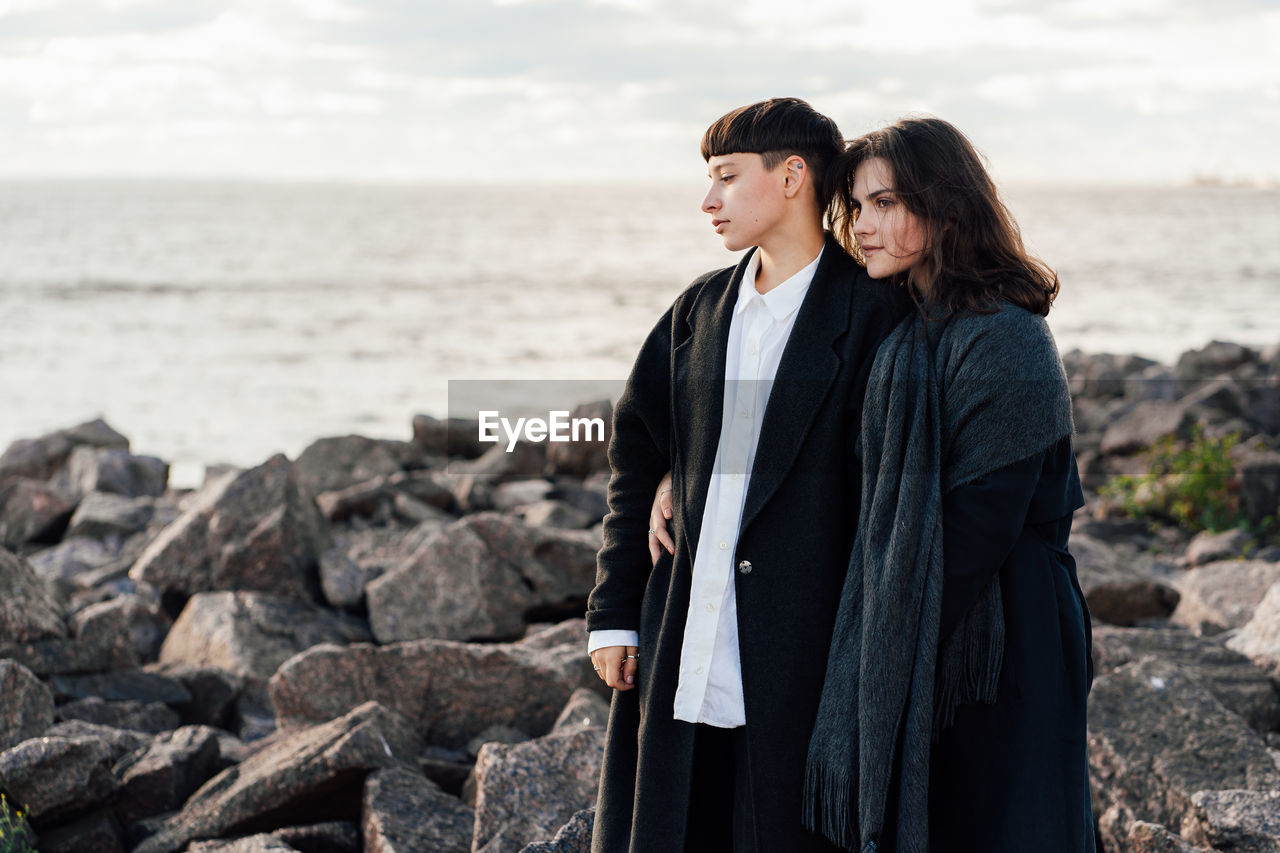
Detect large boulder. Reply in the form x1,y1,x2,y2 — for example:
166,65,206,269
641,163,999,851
1087,657,1280,851
1070,533,1180,626
270,619,596,749
158,591,371,690
112,725,224,824
60,445,169,499
132,702,422,853
0,545,66,642
0,591,139,676
361,767,473,853
519,809,595,853
411,414,485,459
0,733,120,822
543,400,612,478
130,456,330,602
1237,447,1280,528
1092,625,1280,732
1170,560,1280,636
30,810,126,853
1100,400,1196,456
1185,789,1280,852
292,435,404,497
0,477,75,546
471,727,605,853
0,660,55,750
365,513,599,643
0,418,129,483
64,491,155,541
1227,582,1280,681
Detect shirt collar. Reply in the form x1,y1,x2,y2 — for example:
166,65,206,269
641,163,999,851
734,246,824,322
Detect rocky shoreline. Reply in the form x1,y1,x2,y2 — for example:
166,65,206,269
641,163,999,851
1,340,1278,853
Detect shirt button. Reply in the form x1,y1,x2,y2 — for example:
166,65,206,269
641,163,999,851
696,666,705,675
738,560,753,574
748,344,758,356
705,602,715,612
739,408,750,418
718,541,728,550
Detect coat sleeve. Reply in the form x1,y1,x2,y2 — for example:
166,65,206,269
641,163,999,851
938,450,1043,641
585,301,679,633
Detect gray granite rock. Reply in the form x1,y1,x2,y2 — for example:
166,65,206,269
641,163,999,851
0,591,140,676
61,445,169,499
361,767,473,853
43,719,151,759
0,660,55,750
519,808,595,853
318,546,380,611
34,809,126,853
273,822,360,853
1092,625,1280,732
0,733,120,822
158,590,370,690
65,491,155,540
1238,448,1280,527
130,455,330,602
514,500,596,530
411,414,485,459
471,727,604,853
145,662,243,729
551,688,611,734
1228,582,1280,682
56,697,181,733
1185,789,1280,852
293,435,404,497
113,724,223,824
0,418,129,483
1070,533,1180,626
0,544,66,641
187,835,299,852
28,535,120,594
1171,560,1280,636
1183,527,1254,567
1123,820,1212,853
1099,400,1196,456
270,619,595,750
1088,657,1280,852
47,667,190,705
71,595,170,665
543,400,611,478
0,477,76,546
132,702,422,853
365,512,599,643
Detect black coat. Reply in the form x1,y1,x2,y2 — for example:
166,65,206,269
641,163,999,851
586,236,913,852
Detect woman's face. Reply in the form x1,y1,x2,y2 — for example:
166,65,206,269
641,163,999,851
850,157,927,279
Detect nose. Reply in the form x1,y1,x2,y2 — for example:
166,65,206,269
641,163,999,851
702,186,719,214
852,208,871,237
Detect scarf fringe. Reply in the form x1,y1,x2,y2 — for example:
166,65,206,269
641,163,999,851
803,758,860,852
932,581,1005,738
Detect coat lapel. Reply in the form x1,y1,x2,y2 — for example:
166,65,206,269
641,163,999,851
672,251,752,560
739,235,855,533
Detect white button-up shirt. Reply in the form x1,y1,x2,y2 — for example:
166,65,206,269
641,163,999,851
589,247,822,728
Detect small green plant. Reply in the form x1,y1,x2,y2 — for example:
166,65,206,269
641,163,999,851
1100,426,1246,533
0,793,35,853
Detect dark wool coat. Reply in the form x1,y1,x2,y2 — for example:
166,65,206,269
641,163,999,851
586,235,913,852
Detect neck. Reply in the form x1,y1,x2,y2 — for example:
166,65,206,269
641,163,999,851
754,225,825,294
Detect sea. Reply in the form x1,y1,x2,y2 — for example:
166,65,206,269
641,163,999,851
2,180,1278,487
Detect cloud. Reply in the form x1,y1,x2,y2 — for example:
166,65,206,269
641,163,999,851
0,0,1276,183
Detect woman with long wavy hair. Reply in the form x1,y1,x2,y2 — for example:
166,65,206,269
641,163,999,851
802,116,1095,853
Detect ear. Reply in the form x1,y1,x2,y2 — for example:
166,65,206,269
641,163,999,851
782,155,807,198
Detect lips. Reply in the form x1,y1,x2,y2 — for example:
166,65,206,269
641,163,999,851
712,219,727,230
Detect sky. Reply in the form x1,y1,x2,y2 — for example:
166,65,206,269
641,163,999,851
1,0,1278,185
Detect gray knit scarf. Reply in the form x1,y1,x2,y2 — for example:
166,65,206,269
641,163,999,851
803,303,1074,853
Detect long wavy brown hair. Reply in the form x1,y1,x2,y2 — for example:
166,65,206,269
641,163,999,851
827,116,1059,317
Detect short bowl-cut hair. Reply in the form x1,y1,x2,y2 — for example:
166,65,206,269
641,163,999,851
701,97,844,212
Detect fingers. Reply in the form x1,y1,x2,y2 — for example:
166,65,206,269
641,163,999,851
649,472,676,566
590,645,638,692
621,645,638,688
